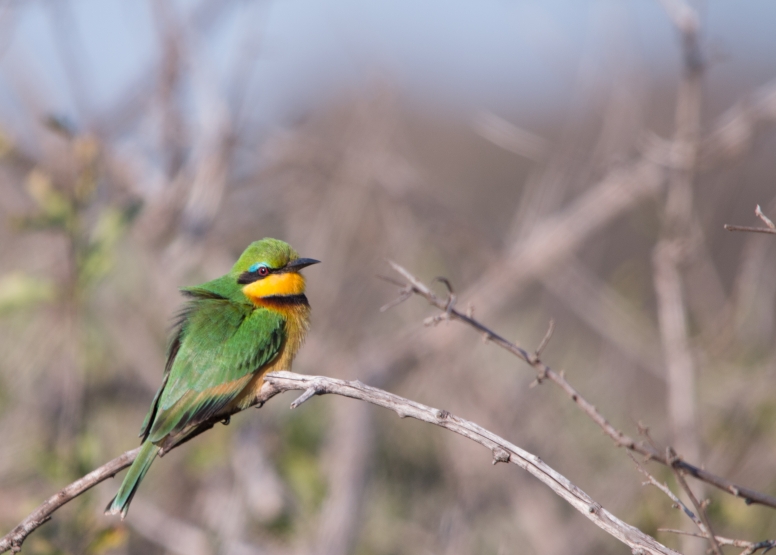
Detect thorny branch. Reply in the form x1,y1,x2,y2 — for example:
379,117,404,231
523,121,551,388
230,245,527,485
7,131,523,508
383,261,776,510
660,530,776,555
664,448,723,555
0,371,681,555
632,457,775,555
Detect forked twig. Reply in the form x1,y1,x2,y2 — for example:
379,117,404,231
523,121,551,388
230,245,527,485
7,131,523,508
725,205,776,235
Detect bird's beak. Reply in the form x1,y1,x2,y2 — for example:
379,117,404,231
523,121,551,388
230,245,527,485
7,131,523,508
285,258,320,271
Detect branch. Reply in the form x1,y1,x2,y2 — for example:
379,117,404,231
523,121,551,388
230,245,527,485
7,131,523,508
0,379,285,554
660,531,776,555
1,372,678,555
665,448,723,555
725,205,776,235
0,447,141,553
261,372,680,555
384,261,776,510
632,454,706,531
724,225,776,235
634,458,775,555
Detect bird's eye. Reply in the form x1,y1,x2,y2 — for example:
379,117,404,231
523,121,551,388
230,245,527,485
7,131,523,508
248,263,270,276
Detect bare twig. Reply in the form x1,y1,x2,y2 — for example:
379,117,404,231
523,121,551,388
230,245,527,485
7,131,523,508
665,448,723,555
639,457,775,555
384,261,776,510
631,454,703,529
755,205,776,229
0,447,141,553
724,225,776,235
659,531,776,555
533,319,555,361
0,372,680,555
725,205,776,235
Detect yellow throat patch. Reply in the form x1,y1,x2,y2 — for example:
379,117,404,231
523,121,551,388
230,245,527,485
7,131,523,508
242,272,306,305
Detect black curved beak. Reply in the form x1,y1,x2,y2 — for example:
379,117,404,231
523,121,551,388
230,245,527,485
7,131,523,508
285,258,320,271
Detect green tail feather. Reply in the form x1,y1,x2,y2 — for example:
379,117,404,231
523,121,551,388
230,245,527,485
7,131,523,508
105,441,159,519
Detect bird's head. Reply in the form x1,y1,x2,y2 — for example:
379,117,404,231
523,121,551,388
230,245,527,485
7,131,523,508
233,238,319,303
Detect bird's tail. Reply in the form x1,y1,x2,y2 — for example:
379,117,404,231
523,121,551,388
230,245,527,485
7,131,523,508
105,441,159,519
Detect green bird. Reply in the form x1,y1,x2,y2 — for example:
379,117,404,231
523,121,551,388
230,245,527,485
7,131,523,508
106,238,319,518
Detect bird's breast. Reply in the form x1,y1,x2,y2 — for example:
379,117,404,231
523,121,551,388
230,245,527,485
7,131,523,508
234,302,311,410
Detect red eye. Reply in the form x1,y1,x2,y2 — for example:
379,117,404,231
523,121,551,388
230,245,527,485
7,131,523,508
258,266,269,276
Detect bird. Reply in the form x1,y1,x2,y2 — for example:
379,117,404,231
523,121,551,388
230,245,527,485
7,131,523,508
106,238,319,518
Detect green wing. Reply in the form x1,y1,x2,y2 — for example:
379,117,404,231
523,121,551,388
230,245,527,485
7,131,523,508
142,288,285,443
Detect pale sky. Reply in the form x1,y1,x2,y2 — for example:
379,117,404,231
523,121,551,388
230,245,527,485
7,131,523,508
1,0,775,138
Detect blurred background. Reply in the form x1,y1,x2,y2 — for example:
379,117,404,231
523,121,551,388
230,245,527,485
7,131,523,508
1,0,775,554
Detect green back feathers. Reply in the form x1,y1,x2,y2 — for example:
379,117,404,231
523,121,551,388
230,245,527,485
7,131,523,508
142,291,285,441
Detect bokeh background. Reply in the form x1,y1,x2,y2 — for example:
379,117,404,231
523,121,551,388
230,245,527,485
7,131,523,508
1,1,776,554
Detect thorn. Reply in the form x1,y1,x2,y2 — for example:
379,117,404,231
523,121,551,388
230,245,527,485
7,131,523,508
466,303,474,319
756,204,775,229
291,382,325,409
482,333,490,343
431,277,457,319
533,319,555,361
432,276,455,296
492,447,510,465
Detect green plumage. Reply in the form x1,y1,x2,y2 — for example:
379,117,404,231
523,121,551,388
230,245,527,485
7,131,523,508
106,238,316,519
146,285,284,440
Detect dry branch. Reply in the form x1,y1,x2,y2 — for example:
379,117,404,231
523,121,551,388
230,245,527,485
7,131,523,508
384,261,776,510
264,372,679,555
725,205,776,235
0,447,141,553
634,457,775,555
1,371,680,555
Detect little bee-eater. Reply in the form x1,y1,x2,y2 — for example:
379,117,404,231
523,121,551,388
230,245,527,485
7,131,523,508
106,238,318,518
